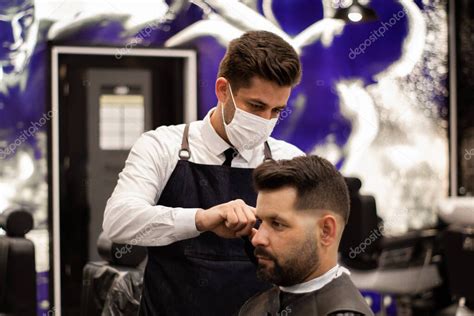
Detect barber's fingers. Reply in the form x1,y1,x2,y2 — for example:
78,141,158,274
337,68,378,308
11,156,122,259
249,206,257,216
235,207,256,237
224,202,256,232
225,206,248,231
221,200,255,231
224,208,239,229
245,207,257,225
232,199,256,219
233,207,248,230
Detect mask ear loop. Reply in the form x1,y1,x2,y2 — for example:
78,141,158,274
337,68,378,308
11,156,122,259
221,100,228,127
221,82,237,126
228,83,238,109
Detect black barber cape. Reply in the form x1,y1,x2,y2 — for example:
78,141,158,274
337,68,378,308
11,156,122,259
238,273,374,316
139,124,272,316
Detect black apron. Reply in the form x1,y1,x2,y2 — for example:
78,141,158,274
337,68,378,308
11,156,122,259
139,124,272,316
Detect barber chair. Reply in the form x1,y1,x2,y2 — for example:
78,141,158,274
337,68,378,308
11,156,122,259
80,232,147,316
438,197,474,315
340,177,446,315
0,207,37,316
340,178,381,270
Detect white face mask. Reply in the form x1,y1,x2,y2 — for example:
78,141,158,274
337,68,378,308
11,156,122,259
221,83,278,151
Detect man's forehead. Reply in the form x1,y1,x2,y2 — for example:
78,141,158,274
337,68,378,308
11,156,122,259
0,0,34,16
256,188,297,217
239,77,290,92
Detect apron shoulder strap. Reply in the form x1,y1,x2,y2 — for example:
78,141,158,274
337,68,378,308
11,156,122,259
263,141,273,162
178,123,191,160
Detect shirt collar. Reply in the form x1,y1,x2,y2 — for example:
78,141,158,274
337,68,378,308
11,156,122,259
200,106,255,162
279,264,350,294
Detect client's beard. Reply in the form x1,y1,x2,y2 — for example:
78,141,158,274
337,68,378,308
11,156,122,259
254,237,319,287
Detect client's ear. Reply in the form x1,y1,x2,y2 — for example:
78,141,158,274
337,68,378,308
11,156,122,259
318,214,338,247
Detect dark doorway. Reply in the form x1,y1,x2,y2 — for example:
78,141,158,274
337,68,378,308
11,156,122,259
49,46,197,315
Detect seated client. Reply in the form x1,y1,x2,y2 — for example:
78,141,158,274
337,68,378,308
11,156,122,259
238,155,374,316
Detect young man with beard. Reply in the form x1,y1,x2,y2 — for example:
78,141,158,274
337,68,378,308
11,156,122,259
238,156,374,316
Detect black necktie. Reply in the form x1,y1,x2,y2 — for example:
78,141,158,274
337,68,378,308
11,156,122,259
222,147,238,166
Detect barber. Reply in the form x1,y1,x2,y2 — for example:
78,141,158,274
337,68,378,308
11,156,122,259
103,30,304,316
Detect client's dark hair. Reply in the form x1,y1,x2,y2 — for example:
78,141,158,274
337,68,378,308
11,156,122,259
253,155,350,224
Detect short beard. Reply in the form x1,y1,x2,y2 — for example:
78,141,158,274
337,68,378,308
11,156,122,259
255,234,319,287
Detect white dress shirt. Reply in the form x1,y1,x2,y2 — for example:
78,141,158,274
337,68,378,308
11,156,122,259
103,108,305,246
279,264,351,294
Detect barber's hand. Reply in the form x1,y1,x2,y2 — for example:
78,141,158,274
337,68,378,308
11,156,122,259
195,199,256,238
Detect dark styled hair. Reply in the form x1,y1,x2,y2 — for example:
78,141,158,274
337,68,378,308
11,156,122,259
218,30,302,91
253,155,350,224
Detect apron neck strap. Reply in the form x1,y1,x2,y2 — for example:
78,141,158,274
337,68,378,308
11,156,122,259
179,123,191,160
263,141,273,162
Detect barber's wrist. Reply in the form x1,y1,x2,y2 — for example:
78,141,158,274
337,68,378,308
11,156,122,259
195,208,206,232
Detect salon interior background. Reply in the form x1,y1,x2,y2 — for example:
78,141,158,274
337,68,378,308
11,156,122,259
1,0,474,314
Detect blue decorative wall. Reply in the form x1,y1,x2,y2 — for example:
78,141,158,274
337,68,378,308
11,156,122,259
0,0,448,313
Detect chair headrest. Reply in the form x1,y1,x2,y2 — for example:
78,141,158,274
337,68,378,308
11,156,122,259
344,177,362,194
0,207,34,237
438,197,474,226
